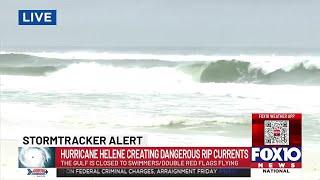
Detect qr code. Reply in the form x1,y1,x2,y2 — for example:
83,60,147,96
264,120,289,145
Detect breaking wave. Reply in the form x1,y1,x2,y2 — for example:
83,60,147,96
1,52,320,85
198,60,320,84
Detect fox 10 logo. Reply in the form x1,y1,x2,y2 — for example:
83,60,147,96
251,113,302,171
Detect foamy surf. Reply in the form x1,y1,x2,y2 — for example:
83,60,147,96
1,52,320,85
0,51,319,143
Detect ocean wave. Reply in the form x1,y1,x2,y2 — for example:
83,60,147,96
1,52,320,85
0,66,62,76
197,60,320,84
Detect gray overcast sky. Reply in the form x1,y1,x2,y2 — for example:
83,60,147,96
0,0,319,49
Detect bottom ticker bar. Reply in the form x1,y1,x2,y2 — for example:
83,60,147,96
57,168,251,177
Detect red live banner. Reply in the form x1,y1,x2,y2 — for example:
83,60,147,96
55,147,250,168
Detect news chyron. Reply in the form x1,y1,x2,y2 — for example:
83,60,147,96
252,113,302,173
17,113,302,178
19,136,251,177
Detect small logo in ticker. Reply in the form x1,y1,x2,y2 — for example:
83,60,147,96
18,147,55,168
27,168,48,176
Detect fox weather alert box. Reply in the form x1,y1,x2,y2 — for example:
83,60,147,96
0,0,320,180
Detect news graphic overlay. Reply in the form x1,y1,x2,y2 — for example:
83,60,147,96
18,10,57,25
251,113,302,170
18,136,251,177
18,147,55,177
55,147,251,177
19,147,55,168
264,120,289,145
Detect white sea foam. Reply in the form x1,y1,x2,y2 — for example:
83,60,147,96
2,51,320,73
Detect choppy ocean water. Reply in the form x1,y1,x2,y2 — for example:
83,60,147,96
0,51,319,143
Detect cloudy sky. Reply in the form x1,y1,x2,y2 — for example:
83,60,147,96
0,0,319,50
